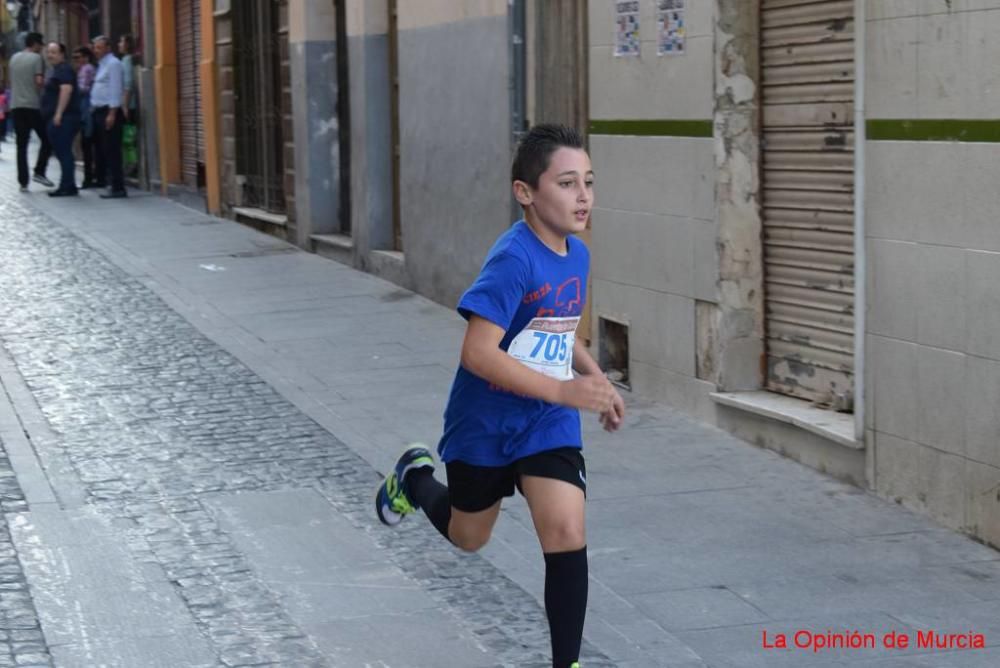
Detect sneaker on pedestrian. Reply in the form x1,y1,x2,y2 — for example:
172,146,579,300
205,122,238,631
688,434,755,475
48,188,79,197
375,444,435,526
99,189,128,199
32,174,54,188
19,185,28,193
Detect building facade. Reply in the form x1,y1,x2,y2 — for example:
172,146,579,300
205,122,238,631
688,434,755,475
132,0,1000,549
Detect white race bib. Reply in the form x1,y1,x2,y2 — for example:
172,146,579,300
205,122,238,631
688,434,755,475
507,316,579,381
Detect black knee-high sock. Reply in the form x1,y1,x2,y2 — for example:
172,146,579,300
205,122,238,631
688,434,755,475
405,468,452,541
544,546,588,668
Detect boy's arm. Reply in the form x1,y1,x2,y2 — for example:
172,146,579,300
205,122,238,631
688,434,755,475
461,315,615,414
571,336,626,432
571,339,603,376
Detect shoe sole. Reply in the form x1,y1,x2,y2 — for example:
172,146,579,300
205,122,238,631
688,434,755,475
375,476,403,526
375,446,435,527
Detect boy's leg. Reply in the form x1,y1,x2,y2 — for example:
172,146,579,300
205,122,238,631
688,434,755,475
376,445,508,552
404,466,453,539
408,459,506,551
519,452,588,668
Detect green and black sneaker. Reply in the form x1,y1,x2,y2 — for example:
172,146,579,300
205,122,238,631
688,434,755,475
375,444,435,526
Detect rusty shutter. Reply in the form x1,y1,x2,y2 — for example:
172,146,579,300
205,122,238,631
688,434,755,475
761,0,855,407
176,0,204,189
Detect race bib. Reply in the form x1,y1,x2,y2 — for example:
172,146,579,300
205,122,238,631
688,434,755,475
507,317,579,381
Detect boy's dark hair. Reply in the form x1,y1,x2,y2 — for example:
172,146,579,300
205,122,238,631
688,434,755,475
25,33,44,48
511,124,585,189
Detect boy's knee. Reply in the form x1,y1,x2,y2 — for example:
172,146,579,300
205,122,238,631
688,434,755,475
450,526,492,553
540,523,585,553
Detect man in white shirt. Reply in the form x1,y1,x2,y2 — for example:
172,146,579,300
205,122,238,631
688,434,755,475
90,35,127,198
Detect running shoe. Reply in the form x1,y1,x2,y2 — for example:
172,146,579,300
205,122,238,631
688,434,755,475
375,444,435,526
32,174,54,188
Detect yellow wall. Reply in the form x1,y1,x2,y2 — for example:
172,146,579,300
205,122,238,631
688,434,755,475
199,0,221,213
153,0,180,189
154,0,221,212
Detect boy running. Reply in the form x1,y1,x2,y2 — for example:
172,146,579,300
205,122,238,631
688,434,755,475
375,124,625,668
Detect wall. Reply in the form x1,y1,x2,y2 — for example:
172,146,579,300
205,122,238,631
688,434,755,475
393,0,512,307
863,0,1000,546
342,0,394,274
587,0,721,420
288,0,338,246
139,0,158,190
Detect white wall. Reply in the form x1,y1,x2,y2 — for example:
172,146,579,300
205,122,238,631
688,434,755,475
864,1,1000,545
588,0,719,418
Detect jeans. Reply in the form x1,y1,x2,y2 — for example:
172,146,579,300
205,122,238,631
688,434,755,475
47,116,80,192
92,106,124,192
81,132,96,184
12,108,52,187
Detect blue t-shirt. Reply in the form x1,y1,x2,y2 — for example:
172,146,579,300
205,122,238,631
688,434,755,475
41,62,79,120
437,221,590,466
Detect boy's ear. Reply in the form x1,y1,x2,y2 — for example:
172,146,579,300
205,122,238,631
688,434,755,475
513,180,533,207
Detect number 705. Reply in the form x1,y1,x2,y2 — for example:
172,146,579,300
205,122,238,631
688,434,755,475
530,332,568,362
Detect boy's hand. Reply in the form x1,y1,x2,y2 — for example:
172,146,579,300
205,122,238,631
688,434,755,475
558,374,617,414
599,388,626,432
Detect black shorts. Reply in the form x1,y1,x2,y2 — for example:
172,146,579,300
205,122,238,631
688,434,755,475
445,447,586,513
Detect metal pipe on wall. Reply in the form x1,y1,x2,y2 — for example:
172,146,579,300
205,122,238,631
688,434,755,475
853,0,866,442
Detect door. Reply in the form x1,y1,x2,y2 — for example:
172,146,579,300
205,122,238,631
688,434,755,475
176,0,204,189
761,0,855,408
233,0,285,212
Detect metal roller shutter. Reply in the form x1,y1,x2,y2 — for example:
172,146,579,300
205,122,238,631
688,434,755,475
176,0,203,189
761,0,855,407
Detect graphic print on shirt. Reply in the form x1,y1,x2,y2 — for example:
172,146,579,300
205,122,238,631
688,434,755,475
535,277,582,318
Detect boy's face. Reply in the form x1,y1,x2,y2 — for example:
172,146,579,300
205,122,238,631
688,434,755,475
515,147,594,236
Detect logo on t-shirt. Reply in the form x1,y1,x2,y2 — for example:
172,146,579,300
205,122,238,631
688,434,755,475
536,277,582,317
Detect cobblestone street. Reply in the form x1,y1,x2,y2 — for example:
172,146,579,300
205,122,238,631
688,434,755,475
0,183,576,665
2,153,1000,667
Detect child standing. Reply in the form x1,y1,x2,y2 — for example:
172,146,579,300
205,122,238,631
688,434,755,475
376,124,625,668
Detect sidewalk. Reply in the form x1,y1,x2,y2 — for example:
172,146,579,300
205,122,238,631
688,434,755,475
2,153,1000,666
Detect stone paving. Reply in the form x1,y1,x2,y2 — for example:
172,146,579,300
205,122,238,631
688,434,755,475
1,153,1000,667
0,451,50,668
0,185,609,666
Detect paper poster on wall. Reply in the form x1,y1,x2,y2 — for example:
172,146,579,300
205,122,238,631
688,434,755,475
615,1,641,57
657,0,686,56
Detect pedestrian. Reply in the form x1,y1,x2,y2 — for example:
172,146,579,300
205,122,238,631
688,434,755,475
72,46,97,189
89,35,126,199
2,87,11,142
40,42,79,197
374,124,624,668
118,34,139,178
10,32,54,192
0,89,7,153
0,57,6,150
